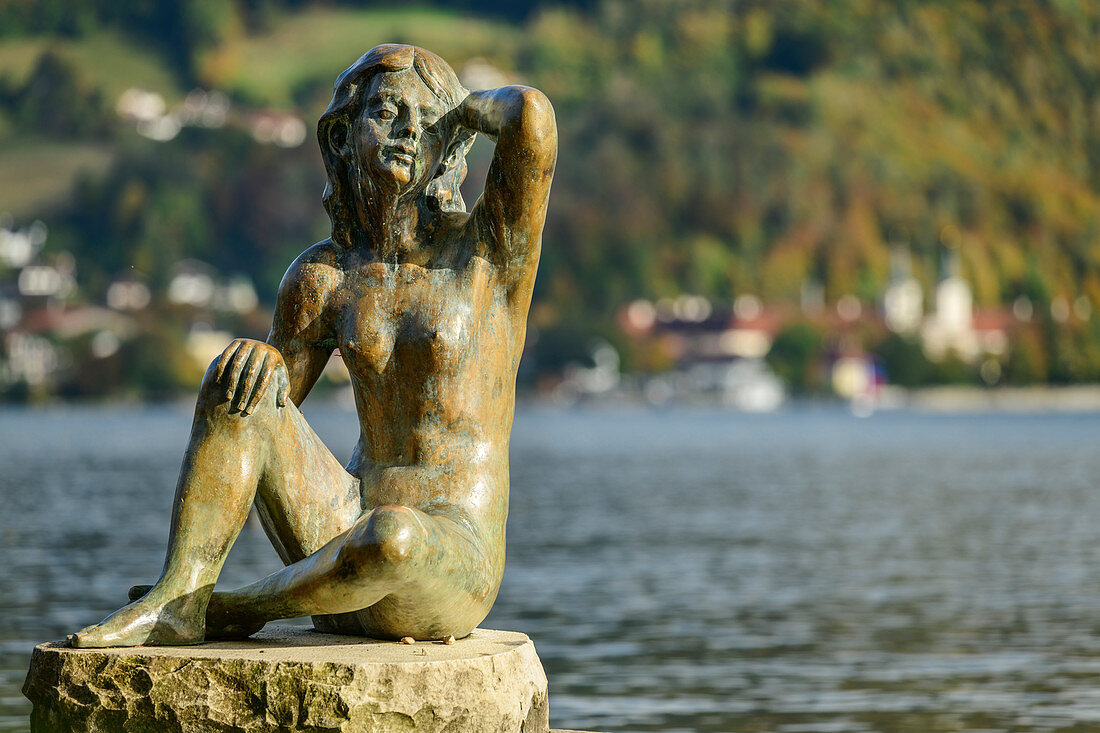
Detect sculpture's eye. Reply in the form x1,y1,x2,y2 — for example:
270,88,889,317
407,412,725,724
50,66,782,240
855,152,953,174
377,109,396,121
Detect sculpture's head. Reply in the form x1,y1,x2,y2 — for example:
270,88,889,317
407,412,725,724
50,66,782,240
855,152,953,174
318,44,474,246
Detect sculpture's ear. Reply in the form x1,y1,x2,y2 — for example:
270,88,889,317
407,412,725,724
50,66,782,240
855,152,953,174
327,119,351,157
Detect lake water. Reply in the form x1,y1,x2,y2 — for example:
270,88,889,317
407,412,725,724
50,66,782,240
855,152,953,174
3,404,1100,732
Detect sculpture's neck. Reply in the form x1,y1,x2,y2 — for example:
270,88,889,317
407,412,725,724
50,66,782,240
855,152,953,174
356,183,427,261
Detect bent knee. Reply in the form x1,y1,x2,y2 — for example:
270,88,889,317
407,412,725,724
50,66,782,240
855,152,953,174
340,506,423,572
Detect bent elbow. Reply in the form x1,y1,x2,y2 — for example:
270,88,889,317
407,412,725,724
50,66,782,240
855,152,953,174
521,87,555,129
498,86,555,142
511,87,557,161
517,87,552,118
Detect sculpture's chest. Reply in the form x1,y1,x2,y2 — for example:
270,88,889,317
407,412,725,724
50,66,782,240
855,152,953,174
337,261,492,376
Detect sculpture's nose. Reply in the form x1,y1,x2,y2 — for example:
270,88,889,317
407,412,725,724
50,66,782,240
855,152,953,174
395,110,419,141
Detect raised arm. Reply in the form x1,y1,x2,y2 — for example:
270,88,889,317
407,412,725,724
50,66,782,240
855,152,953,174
459,85,557,299
214,243,340,415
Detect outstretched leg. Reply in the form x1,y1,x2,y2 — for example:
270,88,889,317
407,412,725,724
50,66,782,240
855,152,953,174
126,504,500,641
218,505,495,637
182,504,499,641
71,358,360,647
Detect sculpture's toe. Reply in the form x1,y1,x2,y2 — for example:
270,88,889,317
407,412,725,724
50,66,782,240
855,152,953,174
69,624,117,648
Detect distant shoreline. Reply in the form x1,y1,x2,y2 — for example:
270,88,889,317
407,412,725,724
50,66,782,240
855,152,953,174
900,385,1100,414
524,384,1100,415
5,384,1100,416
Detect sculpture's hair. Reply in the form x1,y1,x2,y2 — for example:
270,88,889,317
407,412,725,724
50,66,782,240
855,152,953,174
318,44,475,248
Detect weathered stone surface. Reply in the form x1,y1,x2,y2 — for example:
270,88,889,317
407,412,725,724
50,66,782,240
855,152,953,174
24,626,548,732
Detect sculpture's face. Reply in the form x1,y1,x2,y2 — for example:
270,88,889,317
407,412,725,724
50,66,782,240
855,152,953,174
356,68,447,193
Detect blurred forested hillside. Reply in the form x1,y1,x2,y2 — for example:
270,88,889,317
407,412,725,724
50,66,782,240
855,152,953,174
2,0,1100,397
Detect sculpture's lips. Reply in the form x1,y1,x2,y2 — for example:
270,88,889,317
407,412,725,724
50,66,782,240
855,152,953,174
385,146,416,164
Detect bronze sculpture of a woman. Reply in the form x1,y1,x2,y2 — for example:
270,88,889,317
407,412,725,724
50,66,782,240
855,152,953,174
71,43,556,647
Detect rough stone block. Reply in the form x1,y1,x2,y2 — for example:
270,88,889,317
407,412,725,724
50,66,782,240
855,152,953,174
23,626,548,732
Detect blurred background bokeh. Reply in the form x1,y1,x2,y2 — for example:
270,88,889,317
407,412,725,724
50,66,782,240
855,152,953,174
3,0,1100,409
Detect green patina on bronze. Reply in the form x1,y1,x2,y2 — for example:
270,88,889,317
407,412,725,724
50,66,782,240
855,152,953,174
70,44,556,647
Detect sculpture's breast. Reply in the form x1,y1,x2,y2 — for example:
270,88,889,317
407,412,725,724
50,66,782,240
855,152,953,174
339,262,484,378
343,318,394,375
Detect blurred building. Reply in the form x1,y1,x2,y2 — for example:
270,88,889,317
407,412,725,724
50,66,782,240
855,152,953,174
617,295,786,411
0,219,73,393
920,251,1010,362
883,247,922,334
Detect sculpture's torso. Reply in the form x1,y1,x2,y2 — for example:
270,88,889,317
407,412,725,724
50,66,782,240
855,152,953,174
328,242,521,541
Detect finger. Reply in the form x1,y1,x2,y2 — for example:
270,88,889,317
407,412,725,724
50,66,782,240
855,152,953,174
232,347,262,410
235,350,266,412
225,342,254,402
215,340,244,382
242,356,273,416
276,364,289,408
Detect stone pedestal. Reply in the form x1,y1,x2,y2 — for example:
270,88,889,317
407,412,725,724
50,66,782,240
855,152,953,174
23,626,549,733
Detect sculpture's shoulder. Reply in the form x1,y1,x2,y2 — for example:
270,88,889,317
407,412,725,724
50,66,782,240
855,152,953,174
279,239,346,303
273,240,346,340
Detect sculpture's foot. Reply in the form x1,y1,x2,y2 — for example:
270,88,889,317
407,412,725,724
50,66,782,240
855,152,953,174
129,584,265,641
69,594,205,648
